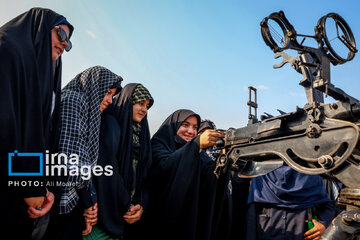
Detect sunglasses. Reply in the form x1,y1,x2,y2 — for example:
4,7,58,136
56,26,72,52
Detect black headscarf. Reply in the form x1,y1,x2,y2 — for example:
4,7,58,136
151,109,200,153
0,7,73,238
95,83,153,236
0,6,73,192
146,109,230,240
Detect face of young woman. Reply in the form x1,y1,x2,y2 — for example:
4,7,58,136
133,99,150,123
51,24,70,61
177,115,198,142
100,88,117,112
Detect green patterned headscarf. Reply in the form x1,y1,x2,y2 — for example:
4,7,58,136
131,84,153,199
132,84,154,109
131,84,153,147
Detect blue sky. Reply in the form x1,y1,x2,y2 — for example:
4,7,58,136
1,0,360,134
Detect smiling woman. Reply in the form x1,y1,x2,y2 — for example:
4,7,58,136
177,115,198,141
143,109,229,240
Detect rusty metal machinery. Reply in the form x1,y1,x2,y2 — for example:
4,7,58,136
215,11,360,239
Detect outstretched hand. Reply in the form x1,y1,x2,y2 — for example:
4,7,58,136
200,130,224,149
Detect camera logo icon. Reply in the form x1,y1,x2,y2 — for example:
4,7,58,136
8,150,43,176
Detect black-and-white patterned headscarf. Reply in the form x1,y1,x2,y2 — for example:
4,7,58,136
58,66,123,214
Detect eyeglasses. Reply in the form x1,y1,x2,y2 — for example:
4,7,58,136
56,26,72,52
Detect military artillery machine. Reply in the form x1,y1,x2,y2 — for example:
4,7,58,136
215,11,360,239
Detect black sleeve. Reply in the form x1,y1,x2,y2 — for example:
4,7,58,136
0,45,47,198
317,200,338,227
95,114,131,235
152,136,202,226
151,135,201,178
77,183,97,209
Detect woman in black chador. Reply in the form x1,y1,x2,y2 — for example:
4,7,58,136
48,66,122,240
0,8,73,239
85,84,154,240
145,109,229,240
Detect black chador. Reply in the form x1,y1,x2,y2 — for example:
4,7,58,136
0,8,73,238
145,109,231,240
94,83,153,238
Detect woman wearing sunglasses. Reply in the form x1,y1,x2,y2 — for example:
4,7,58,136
0,7,73,239
52,25,72,60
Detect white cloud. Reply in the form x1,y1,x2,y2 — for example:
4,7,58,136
86,30,96,39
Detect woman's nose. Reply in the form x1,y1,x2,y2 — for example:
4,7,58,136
188,128,195,135
62,40,68,49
